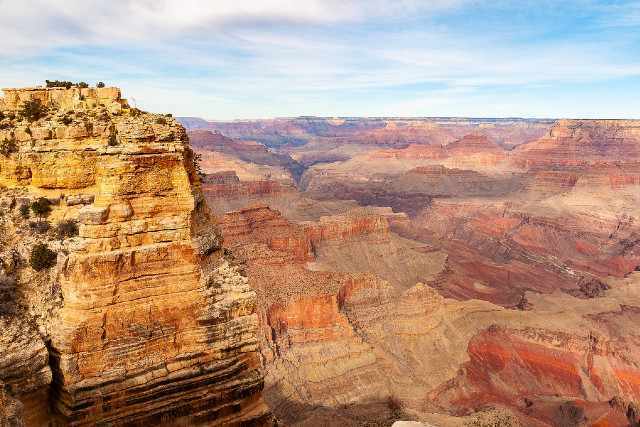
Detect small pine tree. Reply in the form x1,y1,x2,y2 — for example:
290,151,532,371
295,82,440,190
193,153,206,180
96,82,105,88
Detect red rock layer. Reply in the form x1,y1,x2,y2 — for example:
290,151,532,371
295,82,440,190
370,134,506,162
220,205,392,265
304,212,390,244
394,200,640,306
513,120,640,169
432,325,640,426
221,205,314,263
203,180,294,199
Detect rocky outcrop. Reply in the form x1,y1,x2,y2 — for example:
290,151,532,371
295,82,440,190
219,205,398,265
513,119,640,168
1,86,125,113
221,205,314,263
0,318,51,426
303,209,390,243
0,86,270,426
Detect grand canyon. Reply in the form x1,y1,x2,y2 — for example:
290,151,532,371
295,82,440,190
0,84,638,426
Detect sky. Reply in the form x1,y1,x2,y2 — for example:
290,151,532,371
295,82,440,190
0,0,639,119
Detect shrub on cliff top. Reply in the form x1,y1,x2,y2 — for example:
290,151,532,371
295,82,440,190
0,139,17,157
30,197,52,219
19,99,46,122
96,82,105,88
108,132,118,146
29,243,57,271
56,219,79,239
193,153,206,180
19,203,30,219
78,82,89,88
29,220,50,234
45,80,73,89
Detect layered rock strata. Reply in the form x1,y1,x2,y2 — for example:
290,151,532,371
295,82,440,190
0,86,269,426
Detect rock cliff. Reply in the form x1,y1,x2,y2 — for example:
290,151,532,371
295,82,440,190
0,86,270,426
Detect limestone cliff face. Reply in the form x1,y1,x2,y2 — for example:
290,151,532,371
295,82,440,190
0,86,270,426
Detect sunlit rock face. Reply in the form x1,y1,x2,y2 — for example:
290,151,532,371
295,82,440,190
0,86,271,426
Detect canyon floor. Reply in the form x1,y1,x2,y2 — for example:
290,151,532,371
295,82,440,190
184,117,640,426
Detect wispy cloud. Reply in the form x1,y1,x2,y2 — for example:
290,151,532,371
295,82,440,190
1,0,639,118
0,0,465,53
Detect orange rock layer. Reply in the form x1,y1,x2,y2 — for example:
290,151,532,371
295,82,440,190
0,86,271,426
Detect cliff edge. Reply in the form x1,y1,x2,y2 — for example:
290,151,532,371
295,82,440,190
0,86,270,426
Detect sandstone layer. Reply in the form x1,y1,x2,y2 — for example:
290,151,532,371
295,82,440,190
0,86,270,426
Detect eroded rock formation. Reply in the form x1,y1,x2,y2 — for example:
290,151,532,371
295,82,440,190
0,86,270,426
183,115,640,426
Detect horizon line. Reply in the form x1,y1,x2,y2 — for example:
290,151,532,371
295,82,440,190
178,115,639,122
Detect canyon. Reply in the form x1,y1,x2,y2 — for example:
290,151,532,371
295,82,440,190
1,85,639,427
185,116,640,426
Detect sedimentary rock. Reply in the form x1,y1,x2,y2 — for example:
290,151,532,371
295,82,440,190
0,86,270,426
513,119,640,168
181,117,554,150
183,116,640,426
0,318,51,426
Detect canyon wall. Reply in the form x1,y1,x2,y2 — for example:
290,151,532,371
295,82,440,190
184,115,640,426
0,86,270,426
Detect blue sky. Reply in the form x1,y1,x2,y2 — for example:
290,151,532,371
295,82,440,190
1,0,639,119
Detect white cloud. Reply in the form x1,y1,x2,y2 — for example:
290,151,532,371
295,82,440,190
1,0,639,118
0,0,465,53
